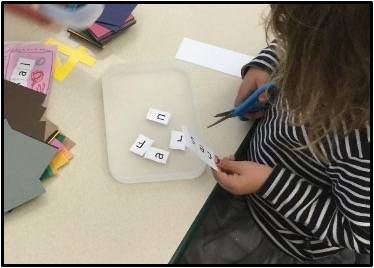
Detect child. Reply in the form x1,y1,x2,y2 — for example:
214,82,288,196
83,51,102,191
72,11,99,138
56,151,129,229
180,4,370,264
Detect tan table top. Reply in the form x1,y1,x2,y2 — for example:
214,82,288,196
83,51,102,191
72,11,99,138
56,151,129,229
3,4,269,264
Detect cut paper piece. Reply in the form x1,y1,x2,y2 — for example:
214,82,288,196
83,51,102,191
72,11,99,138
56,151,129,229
144,147,170,164
49,137,74,160
40,166,54,180
146,107,172,125
3,43,57,107
45,37,96,81
10,68,32,82
10,58,35,83
182,126,218,171
15,57,35,70
130,134,155,156
170,130,186,151
175,38,254,77
40,132,75,180
50,151,69,174
61,136,76,150
61,147,74,160
53,132,76,150
4,80,58,142
49,138,73,159
49,136,66,151
4,120,57,213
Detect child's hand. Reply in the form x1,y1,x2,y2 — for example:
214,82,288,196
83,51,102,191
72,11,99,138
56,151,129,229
212,156,273,195
235,67,271,120
5,4,52,25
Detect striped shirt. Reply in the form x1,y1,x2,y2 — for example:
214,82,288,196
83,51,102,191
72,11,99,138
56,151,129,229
242,41,371,261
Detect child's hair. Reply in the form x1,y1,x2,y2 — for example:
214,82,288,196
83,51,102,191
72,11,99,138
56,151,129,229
266,4,370,162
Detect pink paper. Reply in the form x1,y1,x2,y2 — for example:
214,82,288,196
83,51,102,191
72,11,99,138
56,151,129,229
89,23,112,38
89,14,134,39
49,138,65,152
3,43,57,105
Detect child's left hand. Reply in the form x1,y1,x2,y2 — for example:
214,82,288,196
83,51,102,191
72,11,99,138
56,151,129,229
212,156,273,195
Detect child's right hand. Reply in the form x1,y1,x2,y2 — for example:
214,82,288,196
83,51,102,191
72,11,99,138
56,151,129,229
4,4,52,25
235,67,271,120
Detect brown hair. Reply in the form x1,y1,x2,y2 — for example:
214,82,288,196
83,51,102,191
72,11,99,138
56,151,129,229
266,4,370,162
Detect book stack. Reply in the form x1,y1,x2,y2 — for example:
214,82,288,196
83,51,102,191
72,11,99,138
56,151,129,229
68,4,137,48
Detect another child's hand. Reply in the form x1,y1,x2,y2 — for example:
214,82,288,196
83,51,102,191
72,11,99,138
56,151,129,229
4,4,52,25
212,156,273,195
235,67,271,120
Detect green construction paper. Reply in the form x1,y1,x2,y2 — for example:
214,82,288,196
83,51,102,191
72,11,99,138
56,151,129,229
55,133,65,143
39,165,54,181
4,120,57,213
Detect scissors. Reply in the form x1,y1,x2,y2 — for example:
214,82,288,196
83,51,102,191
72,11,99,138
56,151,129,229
207,82,276,128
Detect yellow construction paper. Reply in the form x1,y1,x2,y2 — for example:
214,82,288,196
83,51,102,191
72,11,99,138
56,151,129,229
45,37,96,81
61,147,73,160
50,151,69,174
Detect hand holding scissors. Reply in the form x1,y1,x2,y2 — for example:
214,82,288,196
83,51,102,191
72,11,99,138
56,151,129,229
207,82,276,128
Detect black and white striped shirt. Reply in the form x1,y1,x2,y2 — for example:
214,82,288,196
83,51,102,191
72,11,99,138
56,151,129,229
242,42,371,261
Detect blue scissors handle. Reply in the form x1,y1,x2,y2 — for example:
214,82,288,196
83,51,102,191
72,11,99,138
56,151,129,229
232,82,275,118
207,82,276,128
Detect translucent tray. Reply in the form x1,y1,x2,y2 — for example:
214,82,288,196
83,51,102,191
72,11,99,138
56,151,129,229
102,61,206,183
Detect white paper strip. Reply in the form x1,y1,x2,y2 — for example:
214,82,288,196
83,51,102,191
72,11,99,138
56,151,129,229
146,107,172,125
170,130,186,150
10,68,32,81
175,38,254,77
144,147,170,164
16,57,35,70
182,126,218,171
10,58,35,82
130,134,154,156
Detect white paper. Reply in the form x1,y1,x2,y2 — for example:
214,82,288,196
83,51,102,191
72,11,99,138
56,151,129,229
16,58,35,70
170,130,186,150
182,126,218,171
10,68,32,81
144,147,170,164
130,134,154,156
146,107,172,125
10,58,35,83
175,38,254,77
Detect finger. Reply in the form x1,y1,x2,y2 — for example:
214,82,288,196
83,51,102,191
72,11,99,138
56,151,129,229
214,163,224,173
242,110,266,120
217,159,246,175
214,172,246,195
234,92,249,107
258,92,267,103
211,166,229,180
228,155,235,161
6,4,52,24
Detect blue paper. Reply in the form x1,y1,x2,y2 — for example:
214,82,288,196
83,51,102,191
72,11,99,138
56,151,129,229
96,4,137,31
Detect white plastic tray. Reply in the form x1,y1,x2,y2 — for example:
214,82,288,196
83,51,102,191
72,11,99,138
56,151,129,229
102,61,206,183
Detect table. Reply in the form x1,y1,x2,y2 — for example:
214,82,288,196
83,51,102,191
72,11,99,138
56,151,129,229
3,4,269,264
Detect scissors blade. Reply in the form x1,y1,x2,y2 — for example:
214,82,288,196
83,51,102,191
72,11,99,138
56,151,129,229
207,114,232,128
214,110,232,117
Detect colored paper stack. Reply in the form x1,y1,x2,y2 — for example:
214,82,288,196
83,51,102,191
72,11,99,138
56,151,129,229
3,43,75,213
67,4,137,48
